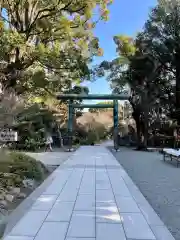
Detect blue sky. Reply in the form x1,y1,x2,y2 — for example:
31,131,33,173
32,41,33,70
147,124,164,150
83,0,157,99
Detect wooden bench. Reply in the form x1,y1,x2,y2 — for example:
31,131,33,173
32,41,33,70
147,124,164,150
163,148,180,167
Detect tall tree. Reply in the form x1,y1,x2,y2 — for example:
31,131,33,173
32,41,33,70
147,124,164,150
138,0,180,122
0,0,112,94
99,35,167,149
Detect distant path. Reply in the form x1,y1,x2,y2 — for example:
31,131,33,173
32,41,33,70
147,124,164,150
111,147,180,240
25,150,72,166
99,140,113,146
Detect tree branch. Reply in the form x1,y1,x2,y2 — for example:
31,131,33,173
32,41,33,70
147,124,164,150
26,1,73,37
25,1,87,39
63,4,87,14
5,0,17,27
41,62,73,71
15,0,23,31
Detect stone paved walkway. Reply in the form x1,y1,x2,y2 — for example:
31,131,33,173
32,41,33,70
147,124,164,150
3,146,174,240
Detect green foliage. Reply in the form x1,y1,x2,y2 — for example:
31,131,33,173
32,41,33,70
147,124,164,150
136,1,179,120
113,35,136,58
0,150,48,192
75,121,107,145
87,130,98,144
0,0,113,152
9,152,47,181
96,124,107,140
97,2,177,148
12,102,58,150
0,0,112,94
23,138,44,151
77,130,98,145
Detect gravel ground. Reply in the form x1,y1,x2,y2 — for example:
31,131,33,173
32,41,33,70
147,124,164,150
110,147,180,240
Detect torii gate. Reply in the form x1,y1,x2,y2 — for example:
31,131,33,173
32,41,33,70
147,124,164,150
57,93,129,151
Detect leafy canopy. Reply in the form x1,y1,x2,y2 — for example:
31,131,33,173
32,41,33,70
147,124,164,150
0,0,113,93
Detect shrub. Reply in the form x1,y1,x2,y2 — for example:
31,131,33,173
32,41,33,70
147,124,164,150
8,152,48,181
24,137,44,151
86,130,98,144
0,150,12,173
96,125,107,140
79,138,89,145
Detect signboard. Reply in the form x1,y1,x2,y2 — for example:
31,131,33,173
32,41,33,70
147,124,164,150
0,131,18,142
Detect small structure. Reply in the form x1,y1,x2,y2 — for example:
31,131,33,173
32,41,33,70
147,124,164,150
57,93,129,151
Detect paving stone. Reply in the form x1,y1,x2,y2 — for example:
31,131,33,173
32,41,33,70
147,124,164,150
96,190,115,203
151,225,175,240
121,212,156,240
65,170,83,189
43,179,66,195
96,174,109,183
96,202,121,224
83,170,95,179
66,238,95,240
127,239,156,240
129,186,148,204
66,239,95,240
74,194,95,211
3,237,33,240
79,185,95,195
96,223,126,240
96,179,111,190
10,210,48,237
96,169,107,173
67,211,95,238
137,200,164,226
79,172,95,194
110,180,132,197
46,201,74,222
116,196,140,213
31,195,57,211
107,169,127,178
122,173,137,187
34,222,68,240
58,188,78,202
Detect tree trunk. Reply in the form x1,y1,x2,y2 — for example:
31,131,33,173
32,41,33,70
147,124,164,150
142,105,149,150
134,116,148,151
57,127,63,148
133,112,142,150
136,120,142,149
141,119,148,150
